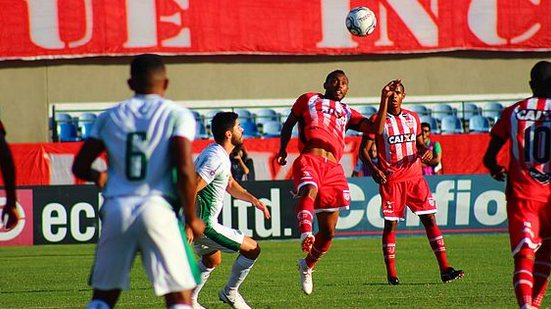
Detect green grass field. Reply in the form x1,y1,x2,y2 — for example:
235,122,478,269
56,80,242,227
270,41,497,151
0,234,538,308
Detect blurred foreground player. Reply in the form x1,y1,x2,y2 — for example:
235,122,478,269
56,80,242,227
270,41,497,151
483,61,551,309
0,120,19,231
73,54,204,309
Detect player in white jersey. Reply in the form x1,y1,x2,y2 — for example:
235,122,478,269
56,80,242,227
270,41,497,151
189,112,270,309
72,54,205,309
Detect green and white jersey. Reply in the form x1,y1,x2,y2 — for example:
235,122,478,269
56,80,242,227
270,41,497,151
89,94,196,199
195,143,231,225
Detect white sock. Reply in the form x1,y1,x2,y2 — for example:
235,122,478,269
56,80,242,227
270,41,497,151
226,255,256,292
192,260,215,300
168,304,192,309
86,300,110,309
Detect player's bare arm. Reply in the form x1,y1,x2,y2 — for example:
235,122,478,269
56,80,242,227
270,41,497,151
72,138,108,188
227,176,270,219
172,136,204,243
359,137,387,184
0,133,19,230
277,112,298,165
483,135,507,181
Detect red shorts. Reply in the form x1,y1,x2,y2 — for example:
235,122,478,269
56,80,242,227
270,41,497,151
292,153,350,211
379,177,436,221
507,197,551,256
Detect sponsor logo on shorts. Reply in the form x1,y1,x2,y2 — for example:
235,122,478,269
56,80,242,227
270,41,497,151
343,190,350,202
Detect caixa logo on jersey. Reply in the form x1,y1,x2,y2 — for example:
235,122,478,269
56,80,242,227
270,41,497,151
33,186,101,245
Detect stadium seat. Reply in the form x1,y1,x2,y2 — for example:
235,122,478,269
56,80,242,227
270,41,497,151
408,104,431,116
261,120,282,138
55,113,79,142
234,109,255,123
255,108,279,125
460,103,481,120
419,115,439,134
468,115,491,133
241,121,260,138
77,112,97,140
356,105,377,118
482,101,504,123
291,124,299,137
440,115,464,134
431,104,456,121
195,121,209,139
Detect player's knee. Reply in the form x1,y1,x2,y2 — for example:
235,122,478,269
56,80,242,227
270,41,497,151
420,214,436,227
240,240,261,259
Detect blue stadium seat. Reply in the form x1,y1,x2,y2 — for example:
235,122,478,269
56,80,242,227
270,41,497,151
78,113,97,140
261,120,282,138
482,101,504,123
55,113,79,142
408,104,431,116
440,115,464,134
291,124,299,137
255,108,279,125
431,104,456,121
468,115,491,133
356,105,377,118
241,121,259,138
234,109,255,123
419,115,439,134
195,121,209,139
460,103,481,121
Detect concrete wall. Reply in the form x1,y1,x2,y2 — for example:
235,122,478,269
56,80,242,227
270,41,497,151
0,52,549,143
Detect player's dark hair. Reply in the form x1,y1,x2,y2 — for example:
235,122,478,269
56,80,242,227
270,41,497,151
325,70,347,83
212,112,238,143
421,122,431,131
130,54,166,90
530,61,551,96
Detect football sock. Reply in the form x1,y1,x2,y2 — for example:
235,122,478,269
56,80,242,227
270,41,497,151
514,251,535,308
226,255,256,291
532,245,551,308
296,196,315,235
305,234,331,268
168,305,192,309
382,230,397,278
192,260,215,300
425,224,449,272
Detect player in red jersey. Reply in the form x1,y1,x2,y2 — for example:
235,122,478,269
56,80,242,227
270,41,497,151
276,70,390,295
483,61,551,309
0,120,19,231
359,80,464,286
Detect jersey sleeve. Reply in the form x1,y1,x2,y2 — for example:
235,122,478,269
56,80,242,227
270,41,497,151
347,108,367,131
413,113,422,137
434,141,442,155
490,105,514,140
89,112,107,140
291,93,311,117
366,114,378,140
173,108,196,141
195,148,223,184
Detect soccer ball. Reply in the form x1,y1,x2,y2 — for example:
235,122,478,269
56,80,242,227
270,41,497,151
345,7,377,37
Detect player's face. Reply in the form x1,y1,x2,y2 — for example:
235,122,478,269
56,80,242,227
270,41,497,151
388,84,405,114
230,120,244,146
324,73,349,101
422,126,431,139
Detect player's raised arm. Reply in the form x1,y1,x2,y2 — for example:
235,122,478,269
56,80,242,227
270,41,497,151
482,134,507,181
358,80,397,135
227,176,270,219
277,111,298,165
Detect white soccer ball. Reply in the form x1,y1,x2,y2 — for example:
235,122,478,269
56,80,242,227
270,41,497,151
345,7,377,37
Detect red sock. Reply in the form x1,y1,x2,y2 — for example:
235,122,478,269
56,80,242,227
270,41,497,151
514,252,535,308
296,196,315,235
425,224,449,272
305,234,332,268
382,230,397,278
532,246,550,308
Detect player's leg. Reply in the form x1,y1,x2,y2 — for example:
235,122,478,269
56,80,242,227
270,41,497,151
382,219,399,285
532,240,551,308
296,184,317,252
164,290,193,309
192,250,221,308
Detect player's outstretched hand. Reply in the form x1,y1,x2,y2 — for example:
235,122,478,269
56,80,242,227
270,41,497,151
490,165,507,181
419,149,433,163
1,204,20,231
372,168,387,184
253,199,271,219
276,150,287,166
382,79,402,99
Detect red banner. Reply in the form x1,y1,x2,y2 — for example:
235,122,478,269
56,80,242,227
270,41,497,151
0,0,549,60
0,135,508,186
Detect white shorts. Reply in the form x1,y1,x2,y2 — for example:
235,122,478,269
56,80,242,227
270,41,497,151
194,222,245,256
91,195,198,296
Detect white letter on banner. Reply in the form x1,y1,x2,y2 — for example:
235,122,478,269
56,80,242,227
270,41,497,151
384,0,438,47
125,0,157,48
26,0,93,49
43,203,67,242
70,203,96,242
316,0,358,48
337,183,365,229
255,189,280,238
468,0,541,45
161,0,190,47
234,199,253,237
474,190,507,226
